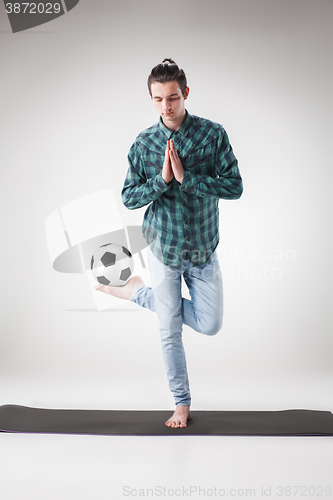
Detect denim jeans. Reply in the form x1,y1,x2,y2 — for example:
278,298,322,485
130,247,223,407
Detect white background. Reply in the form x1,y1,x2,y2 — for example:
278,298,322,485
0,0,332,498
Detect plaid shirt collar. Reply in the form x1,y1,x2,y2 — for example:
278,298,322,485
158,110,192,139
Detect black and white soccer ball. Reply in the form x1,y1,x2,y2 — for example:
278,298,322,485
91,243,133,287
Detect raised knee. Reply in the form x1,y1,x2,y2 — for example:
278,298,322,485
201,316,223,336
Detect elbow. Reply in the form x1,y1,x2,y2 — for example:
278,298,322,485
237,183,243,199
121,190,136,210
232,180,243,200
121,188,147,210
122,200,137,211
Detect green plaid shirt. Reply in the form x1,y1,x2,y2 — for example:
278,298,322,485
122,111,243,267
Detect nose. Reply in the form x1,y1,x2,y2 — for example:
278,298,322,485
162,100,170,112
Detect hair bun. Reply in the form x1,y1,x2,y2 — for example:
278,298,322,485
148,59,187,95
162,58,177,65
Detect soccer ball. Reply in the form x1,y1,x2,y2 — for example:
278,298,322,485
91,243,133,286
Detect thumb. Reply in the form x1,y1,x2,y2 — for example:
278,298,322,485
164,142,170,162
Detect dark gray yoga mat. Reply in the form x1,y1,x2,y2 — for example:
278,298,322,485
1,405,333,436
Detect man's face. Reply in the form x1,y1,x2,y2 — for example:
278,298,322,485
150,81,189,130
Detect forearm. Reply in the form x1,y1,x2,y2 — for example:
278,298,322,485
181,169,243,200
121,172,171,210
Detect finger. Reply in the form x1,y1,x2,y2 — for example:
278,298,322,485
165,141,171,161
169,148,178,164
170,139,178,156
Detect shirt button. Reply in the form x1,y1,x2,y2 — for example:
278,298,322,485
182,201,186,207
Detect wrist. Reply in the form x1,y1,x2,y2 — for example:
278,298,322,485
162,173,173,185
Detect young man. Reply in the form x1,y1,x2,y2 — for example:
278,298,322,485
95,59,243,428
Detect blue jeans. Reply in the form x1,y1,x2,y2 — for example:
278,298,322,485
130,248,223,407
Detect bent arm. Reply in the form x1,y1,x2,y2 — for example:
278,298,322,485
121,143,171,210
181,129,243,200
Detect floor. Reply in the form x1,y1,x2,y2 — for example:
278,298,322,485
1,430,332,500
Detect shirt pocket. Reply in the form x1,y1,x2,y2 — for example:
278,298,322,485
187,153,215,177
143,154,164,178
184,137,217,177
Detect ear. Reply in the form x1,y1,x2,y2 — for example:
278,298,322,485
184,86,190,100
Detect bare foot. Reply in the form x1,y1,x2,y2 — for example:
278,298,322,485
94,276,144,300
165,406,192,428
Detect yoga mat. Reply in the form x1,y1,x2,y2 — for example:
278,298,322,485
1,405,333,436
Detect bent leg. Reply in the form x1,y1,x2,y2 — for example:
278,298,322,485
130,252,223,336
182,251,223,336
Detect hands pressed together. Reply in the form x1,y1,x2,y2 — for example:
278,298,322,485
162,139,184,184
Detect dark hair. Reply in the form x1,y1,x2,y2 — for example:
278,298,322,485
148,58,187,96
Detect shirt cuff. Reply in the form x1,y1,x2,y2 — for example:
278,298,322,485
180,170,197,194
154,172,172,195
